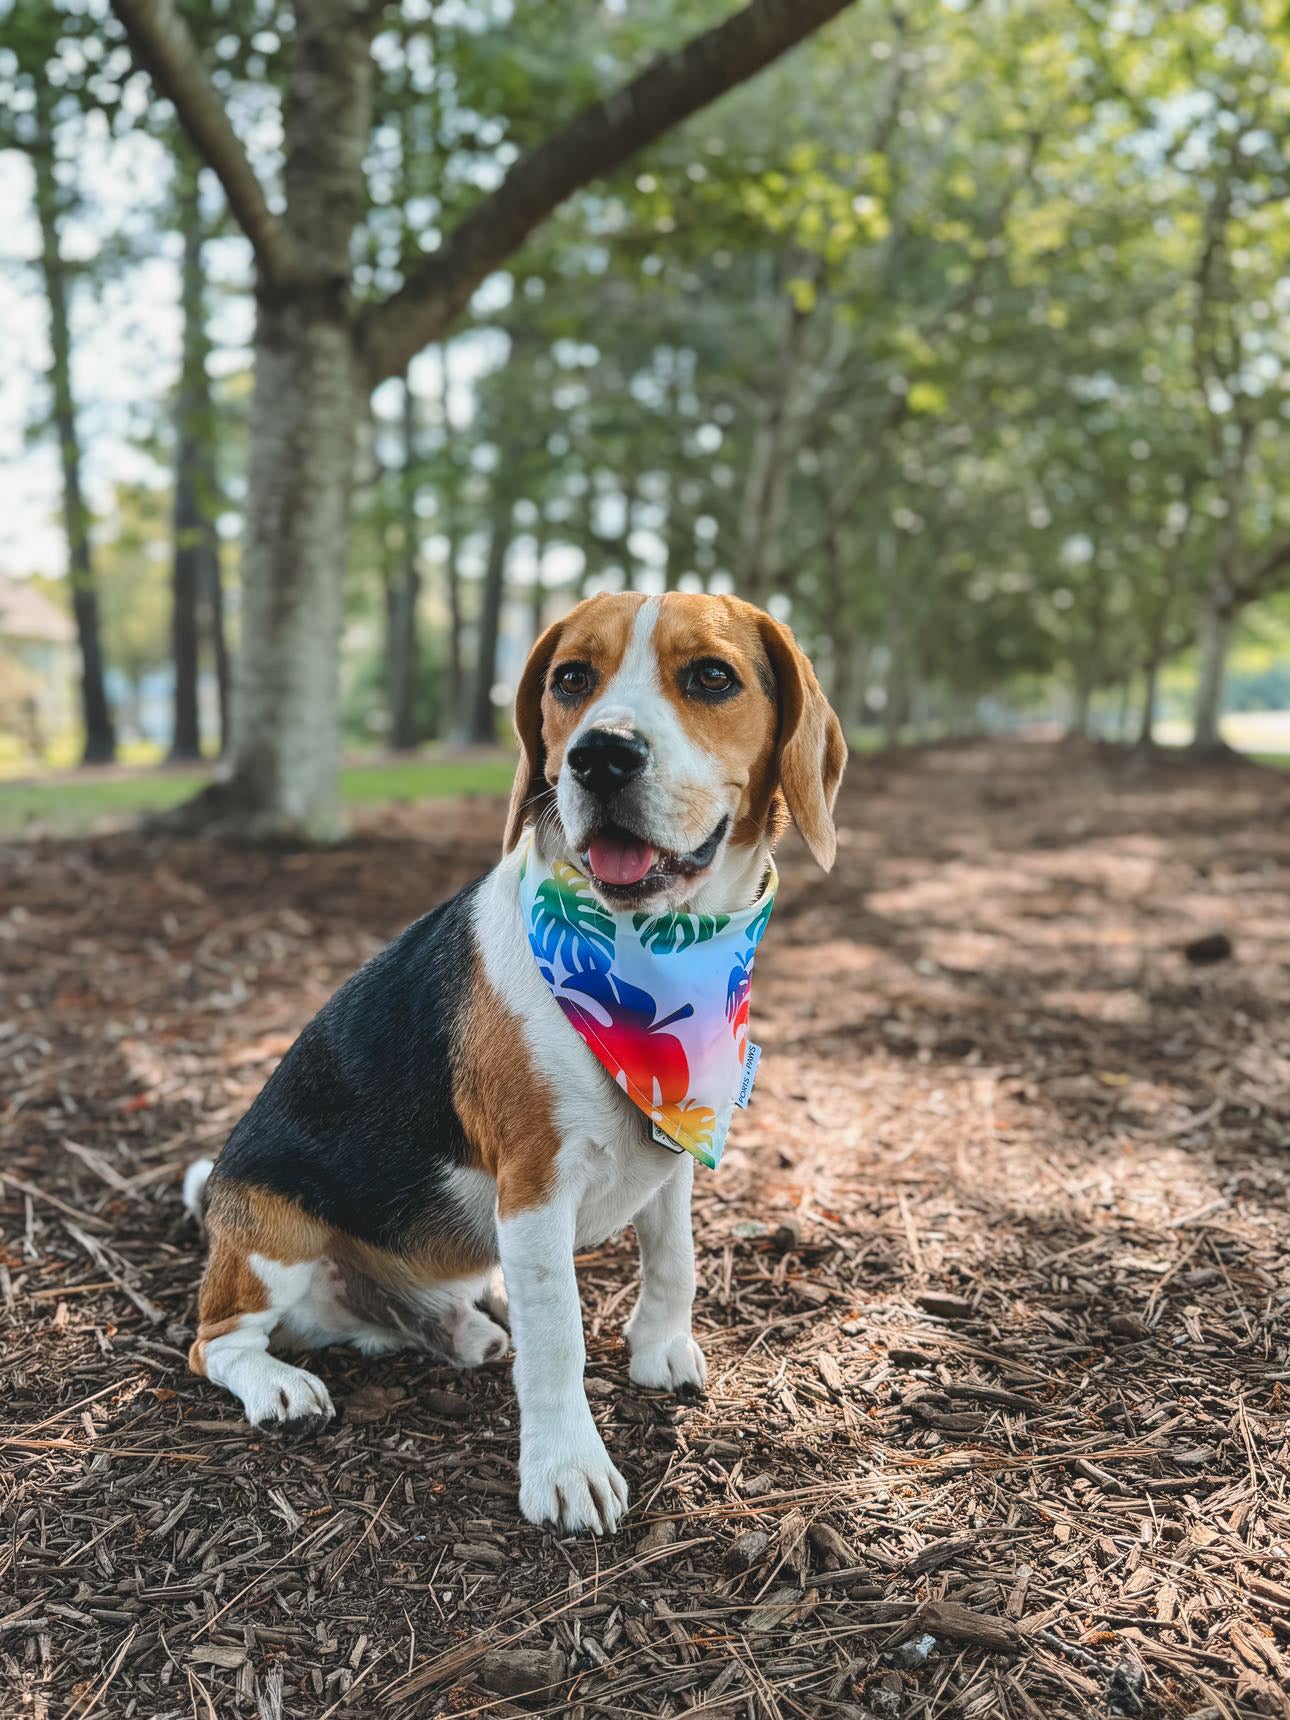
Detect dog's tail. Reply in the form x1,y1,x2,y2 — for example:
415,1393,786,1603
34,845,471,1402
182,1157,215,1223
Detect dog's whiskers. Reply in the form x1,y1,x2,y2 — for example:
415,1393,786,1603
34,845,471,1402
532,790,563,857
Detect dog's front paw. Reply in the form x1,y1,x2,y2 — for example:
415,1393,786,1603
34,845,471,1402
519,1425,628,1535
628,1332,707,1394
244,1358,336,1435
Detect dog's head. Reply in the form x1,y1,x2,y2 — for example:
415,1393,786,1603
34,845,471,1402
504,592,846,910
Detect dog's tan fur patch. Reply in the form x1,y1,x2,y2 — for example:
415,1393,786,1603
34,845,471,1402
455,950,563,1219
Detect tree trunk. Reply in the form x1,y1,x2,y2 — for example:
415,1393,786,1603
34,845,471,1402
1136,593,1173,750
822,517,856,725
1191,594,1235,753
208,536,231,754
663,367,689,592
663,487,688,592
577,482,601,596
32,84,116,765
190,1,370,836
1068,675,1092,741
618,476,639,591
531,513,548,643
738,288,811,605
385,379,422,752
1137,653,1159,748
169,148,220,761
434,345,466,741
467,489,517,746
878,532,908,744
443,494,465,741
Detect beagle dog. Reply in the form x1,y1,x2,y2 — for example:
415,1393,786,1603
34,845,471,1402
183,592,845,1534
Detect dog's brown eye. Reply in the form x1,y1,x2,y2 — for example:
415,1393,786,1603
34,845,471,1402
553,662,592,701
685,659,739,700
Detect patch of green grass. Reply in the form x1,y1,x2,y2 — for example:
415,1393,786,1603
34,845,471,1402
340,757,515,804
0,770,209,831
1249,752,1290,770
0,755,516,836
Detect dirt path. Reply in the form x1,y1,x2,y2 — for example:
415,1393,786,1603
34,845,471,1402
2,742,1288,1718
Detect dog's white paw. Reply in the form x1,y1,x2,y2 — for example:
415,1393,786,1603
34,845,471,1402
451,1305,509,1368
242,1357,335,1433
519,1425,629,1535
479,1267,510,1326
628,1332,708,1394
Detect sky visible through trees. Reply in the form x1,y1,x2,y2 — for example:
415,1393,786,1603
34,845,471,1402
1,0,1288,825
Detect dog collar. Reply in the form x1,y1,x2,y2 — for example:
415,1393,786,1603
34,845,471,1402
517,831,776,1169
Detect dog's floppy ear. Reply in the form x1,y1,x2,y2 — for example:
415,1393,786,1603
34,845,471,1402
758,614,847,871
503,617,565,852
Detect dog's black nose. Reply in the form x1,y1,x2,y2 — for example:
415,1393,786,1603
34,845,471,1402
568,729,649,798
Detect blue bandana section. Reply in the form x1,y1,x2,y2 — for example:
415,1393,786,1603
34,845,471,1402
518,832,776,1169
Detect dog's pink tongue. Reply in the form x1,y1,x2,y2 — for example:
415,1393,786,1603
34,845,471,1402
587,834,655,886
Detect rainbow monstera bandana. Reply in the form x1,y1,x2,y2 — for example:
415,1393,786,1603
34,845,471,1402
518,832,777,1169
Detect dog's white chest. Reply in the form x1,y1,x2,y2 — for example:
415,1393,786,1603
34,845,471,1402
474,861,682,1245
569,1101,677,1248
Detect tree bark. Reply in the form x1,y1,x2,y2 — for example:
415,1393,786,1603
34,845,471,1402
738,288,811,605
822,515,857,723
617,477,640,591
663,482,688,592
883,660,910,746
466,488,517,746
1067,675,1092,741
32,82,116,766
1137,653,1159,748
530,512,548,643
577,482,602,597
208,545,231,753
169,148,222,761
1190,593,1235,753
385,379,422,752
433,347,466,741
197,0,369,837
1135,589,1174,750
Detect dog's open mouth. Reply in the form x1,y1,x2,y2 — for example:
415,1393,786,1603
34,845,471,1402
581,817,728,902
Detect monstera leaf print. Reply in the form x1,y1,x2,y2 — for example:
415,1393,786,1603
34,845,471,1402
724,890,773,1053
557,968,695,1111
528,861,615,974
631,908,731,955
654,1098,719,1165
745,892,774,950
726,958,752,1055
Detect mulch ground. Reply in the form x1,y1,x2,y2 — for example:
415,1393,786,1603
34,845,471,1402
2,740,1289,1720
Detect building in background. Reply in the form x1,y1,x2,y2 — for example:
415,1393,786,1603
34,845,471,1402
0,576,76,761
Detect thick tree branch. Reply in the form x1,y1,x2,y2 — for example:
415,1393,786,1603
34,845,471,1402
359,0,858,385
1236,535,1290,607
110,0,298,291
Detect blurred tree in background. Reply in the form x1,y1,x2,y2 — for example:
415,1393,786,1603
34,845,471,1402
0,0,1287,820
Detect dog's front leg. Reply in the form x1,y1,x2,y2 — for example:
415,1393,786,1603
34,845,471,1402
499,1183,628,1535
625,1154,707,1392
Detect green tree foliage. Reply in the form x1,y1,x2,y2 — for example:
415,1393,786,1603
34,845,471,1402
4,0,1288,784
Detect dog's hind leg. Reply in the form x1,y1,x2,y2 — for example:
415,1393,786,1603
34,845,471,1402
396,1274,509,1366
479,1266,509,1327
189,1184,336,1433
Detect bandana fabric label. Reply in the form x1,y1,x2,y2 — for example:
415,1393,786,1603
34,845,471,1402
518,833,776,1169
